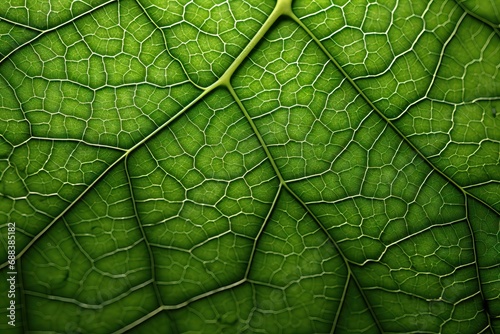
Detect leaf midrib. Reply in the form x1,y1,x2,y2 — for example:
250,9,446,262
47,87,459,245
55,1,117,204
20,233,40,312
1,0,497,332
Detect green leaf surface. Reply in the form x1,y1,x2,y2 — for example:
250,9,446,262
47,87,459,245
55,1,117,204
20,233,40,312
0,0,499,333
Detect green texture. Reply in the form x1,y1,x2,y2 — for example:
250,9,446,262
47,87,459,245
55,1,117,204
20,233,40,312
0,0,499,333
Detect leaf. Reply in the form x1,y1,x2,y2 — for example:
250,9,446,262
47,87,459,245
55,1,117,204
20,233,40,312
0,0,499,333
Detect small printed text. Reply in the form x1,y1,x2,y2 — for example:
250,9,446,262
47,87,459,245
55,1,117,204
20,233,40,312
6,222,16,327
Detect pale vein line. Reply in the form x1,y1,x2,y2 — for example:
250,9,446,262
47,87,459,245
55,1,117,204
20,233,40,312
288,7,499,217
289,5,499,332
244,183,282,279
0,16,43,32
113,278,248,334
454,0,500,35
24,278,154,309
0,87,209,271
124,154,164,307
0,0,118,64
3,0,497,332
